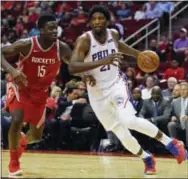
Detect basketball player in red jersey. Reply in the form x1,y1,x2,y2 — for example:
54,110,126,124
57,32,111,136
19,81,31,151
1,14,73,177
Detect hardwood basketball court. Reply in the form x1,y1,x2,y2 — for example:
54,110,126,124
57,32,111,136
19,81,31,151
1,150,188,178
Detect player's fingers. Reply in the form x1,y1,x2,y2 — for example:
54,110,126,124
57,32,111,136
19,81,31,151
114,54,124,59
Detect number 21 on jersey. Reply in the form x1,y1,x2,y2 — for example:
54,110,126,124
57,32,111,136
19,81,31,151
38,65,46,77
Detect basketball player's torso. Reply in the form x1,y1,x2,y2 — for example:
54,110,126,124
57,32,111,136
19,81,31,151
18,36,61,91
84,29,120,100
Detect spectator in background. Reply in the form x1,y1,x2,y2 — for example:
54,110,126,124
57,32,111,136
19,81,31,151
171,84,181,102
158,2,175,13
134,5,146,21
126,67,136,81
76,81,87,98
46,86,62,119
28,26,40,37
162,77,177,101
168,83,188,149
132,87,143,116
144,1,163,19
28,8,39,26
1,35,11,47
149,39,161,58
45,86,62,149
174,28,188,53
141,75,156,99
55,80,86,148
159,34,168,53
116,3,132,20
70,9,88,27
15,18,24,36
163,60,185,81
139,86,172,133
20,29,28,39
160,41,183,64
19,9,29,24
109,18,124,40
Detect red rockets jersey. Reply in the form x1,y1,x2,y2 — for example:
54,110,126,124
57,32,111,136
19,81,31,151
17,36,61,103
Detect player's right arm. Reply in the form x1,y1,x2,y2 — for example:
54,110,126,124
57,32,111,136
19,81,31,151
1,40,31,86
69,34,123,74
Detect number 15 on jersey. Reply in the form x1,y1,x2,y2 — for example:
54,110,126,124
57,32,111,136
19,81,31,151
38,65,46,77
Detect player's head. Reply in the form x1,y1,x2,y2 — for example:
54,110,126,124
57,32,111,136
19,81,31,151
89,5,110,36
37,13,57,41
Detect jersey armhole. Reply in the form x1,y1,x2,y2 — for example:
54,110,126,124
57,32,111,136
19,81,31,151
20,38,34,62
57,39,61,62
110,29,119,50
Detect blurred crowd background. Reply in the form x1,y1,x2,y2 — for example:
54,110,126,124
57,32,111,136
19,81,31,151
1,1,188,154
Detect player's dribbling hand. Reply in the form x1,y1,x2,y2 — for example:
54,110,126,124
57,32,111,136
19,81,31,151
83,75,96,87
11,69,28,87
103,52,124,66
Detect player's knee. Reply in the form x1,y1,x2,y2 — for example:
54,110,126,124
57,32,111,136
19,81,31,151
10,119,23,133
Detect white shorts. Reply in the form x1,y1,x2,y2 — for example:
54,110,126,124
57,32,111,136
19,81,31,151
89,78,136,131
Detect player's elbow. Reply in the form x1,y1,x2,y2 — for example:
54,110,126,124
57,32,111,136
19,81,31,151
68,63,77,74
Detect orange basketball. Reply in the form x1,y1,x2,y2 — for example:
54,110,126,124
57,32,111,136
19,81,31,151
137,50,159,73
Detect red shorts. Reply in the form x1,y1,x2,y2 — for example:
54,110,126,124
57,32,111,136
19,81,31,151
5,82,46,128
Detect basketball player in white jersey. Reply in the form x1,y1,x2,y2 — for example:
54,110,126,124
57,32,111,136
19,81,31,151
69,5,187,174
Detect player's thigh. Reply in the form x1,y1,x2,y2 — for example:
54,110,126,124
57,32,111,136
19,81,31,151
90,99,117,130
24,102,46,129
110,84,137,128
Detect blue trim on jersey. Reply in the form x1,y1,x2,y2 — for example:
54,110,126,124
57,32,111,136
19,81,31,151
119,72,136,109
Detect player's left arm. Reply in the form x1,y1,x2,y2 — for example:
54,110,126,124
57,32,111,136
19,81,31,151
111,29,141,59
59,41,95,85
59,41,72,64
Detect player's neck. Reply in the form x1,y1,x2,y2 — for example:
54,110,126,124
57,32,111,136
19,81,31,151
37,36,54,50
92,30,107,44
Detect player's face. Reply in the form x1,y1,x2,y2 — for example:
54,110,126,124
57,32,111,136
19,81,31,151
90,12,108,36
42,21,58,41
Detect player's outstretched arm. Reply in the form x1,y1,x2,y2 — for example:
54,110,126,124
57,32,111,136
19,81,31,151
69,34,123,74
111,29,140,59
1,40,31,72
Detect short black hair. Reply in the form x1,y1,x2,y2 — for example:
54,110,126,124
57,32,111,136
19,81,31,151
37,13,56,29
89,5,110,21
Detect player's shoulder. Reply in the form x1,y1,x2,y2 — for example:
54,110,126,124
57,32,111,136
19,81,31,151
4,37,32,49
109,28,120,41
78,32,90,43
18,37,32,46
75,32,90,49
59,40,70,50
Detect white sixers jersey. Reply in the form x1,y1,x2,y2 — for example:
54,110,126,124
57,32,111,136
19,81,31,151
84,29,119,100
